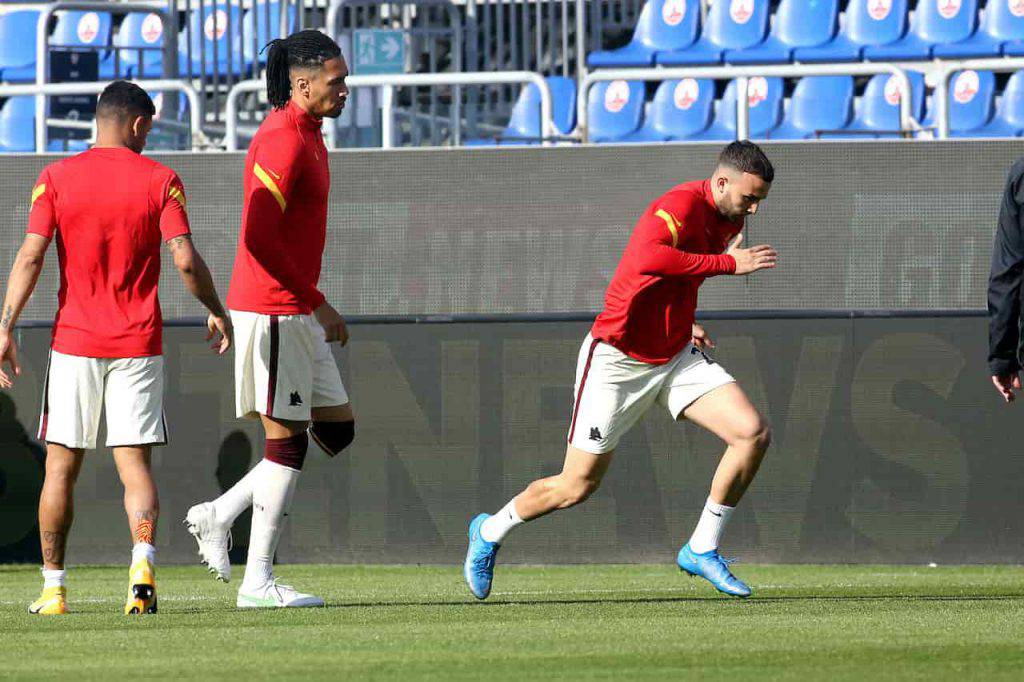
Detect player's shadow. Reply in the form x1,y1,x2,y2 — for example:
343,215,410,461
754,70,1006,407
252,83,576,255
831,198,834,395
0,393,46,562
217,430,253,564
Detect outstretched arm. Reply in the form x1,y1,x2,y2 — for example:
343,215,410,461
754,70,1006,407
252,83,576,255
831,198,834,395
0,234,51,387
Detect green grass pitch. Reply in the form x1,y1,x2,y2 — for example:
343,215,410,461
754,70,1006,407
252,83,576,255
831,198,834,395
2,564,1023,680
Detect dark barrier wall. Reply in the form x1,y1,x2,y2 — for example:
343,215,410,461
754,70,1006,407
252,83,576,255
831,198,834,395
1,317,1021,565
0,141,1023,320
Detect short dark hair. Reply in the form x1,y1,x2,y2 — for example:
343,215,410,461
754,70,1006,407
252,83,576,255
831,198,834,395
96,80,155,122
718,141,775,183
264,30,343,109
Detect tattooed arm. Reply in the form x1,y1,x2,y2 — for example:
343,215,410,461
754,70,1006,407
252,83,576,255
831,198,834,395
0,234,50,388
166,235,232,354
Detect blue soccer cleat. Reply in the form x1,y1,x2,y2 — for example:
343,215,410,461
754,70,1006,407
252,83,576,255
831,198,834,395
464,513,500,600
676,542,752,598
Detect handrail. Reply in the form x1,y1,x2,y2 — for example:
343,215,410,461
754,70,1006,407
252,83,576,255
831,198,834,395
224,71,553,150
34,1,177,153
2,80,203,151
578,63,915,142
932,58,1024,139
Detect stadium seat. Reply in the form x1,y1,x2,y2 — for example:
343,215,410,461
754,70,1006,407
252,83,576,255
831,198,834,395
465,76,577,145
863,0,978,60
0,96,34,151
588,0,700,68
726,0,839,64
794,0,909,62
0,10,42,82
51,10,112,50
933,0,1024,58
845,71,925,137
950,69,1024,137
920,69,997,136
243,2,298,68
587,79,645,142
179,4,245,78
620,78,715,141
688,76,783,140
769,76,854,139
656,0,769,65
102,12,168,79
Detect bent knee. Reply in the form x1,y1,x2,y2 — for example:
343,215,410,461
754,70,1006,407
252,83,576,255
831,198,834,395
732,419,772,452
558,477,601,508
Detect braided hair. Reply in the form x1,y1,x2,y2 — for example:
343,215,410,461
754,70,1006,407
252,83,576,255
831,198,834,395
264,30,342,109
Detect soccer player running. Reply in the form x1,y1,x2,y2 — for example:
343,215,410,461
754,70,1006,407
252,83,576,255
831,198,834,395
0,82,231,615
465,142,777,599
185,30,354,609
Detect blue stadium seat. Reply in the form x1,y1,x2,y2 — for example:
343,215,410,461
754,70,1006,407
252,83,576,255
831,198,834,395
0,96,34,151
620,78,715,141
794,0,909,62
465,77,577,146
933,0,1024,57
769,76,854,139
588,0,700,67
952,69,1024,137
243,2,298,68
656,0,769,65
0,10,41,82
588,79,645,142
688,76,783,140
726,0,839,64
51,10,112,50
920,69,997,136
863,0,978,60
179,4,245,78
845,71,925,137
102,12,168,79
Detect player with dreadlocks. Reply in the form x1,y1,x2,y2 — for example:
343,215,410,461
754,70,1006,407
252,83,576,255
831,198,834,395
185,30,354,608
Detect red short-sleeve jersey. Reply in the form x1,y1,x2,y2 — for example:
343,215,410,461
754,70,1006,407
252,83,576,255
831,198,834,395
27,147,190,358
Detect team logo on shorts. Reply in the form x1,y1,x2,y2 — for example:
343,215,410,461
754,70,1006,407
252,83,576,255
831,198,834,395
589,427,602,441
289,391,303,406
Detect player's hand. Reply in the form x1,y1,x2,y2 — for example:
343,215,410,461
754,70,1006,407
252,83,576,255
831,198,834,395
992,372,1022,403
0,330,21,389
314,302,349,346
207,313,232,354
726,234,777,275
692,323,715,350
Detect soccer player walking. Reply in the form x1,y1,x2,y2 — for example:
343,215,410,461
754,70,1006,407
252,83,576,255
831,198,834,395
0,82,231,615
465,142,777,599
185,31,355,608
988,157,1024,402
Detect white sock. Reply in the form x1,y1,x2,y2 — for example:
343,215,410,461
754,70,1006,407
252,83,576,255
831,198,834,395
41,568,66,589
687,497,735,554
132,542,156,566
212,460,267,526
242,460,299,590
480,499,524,544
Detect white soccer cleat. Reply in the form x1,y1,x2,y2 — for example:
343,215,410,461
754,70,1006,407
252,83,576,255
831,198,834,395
184,502,231,582
236,580,325,608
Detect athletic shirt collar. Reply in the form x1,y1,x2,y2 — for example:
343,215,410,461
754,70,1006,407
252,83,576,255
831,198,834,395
286,100,322,131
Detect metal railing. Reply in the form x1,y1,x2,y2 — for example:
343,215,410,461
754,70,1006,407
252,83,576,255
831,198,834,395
2,80,204,152
933,58,1024,139
224,71,553,150
33,1,178,152
578,64,916,142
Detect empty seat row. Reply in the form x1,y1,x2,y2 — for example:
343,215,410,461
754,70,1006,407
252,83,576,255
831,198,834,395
0,3,294,83
588,0,1024,68
584,71,1024,142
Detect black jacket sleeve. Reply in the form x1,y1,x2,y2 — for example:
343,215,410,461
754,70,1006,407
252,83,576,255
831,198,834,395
988,159,1024,376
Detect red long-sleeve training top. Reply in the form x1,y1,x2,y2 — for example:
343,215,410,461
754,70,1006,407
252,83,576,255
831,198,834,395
227,100,330,315
591,179,742,364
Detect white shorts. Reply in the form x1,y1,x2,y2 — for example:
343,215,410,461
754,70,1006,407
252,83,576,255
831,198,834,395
38,350,167,450
231,310,349,422
567,334,735,454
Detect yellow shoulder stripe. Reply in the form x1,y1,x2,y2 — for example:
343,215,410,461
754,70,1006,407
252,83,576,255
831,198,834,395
655,209,680,248
253,162,286,212
30,183,46,207
168,185,187,210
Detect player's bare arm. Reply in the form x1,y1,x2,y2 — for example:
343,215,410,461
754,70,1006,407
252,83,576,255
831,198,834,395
692,323,714,350
313,300,349,345
0,233,51,387
167,234,232,353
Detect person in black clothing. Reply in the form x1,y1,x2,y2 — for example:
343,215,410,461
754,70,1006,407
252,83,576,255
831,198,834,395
988,158,1024,402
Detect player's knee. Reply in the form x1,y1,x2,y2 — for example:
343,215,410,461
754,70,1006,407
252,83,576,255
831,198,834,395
739,419,772,454
560,477,600,508
310,420,355,458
